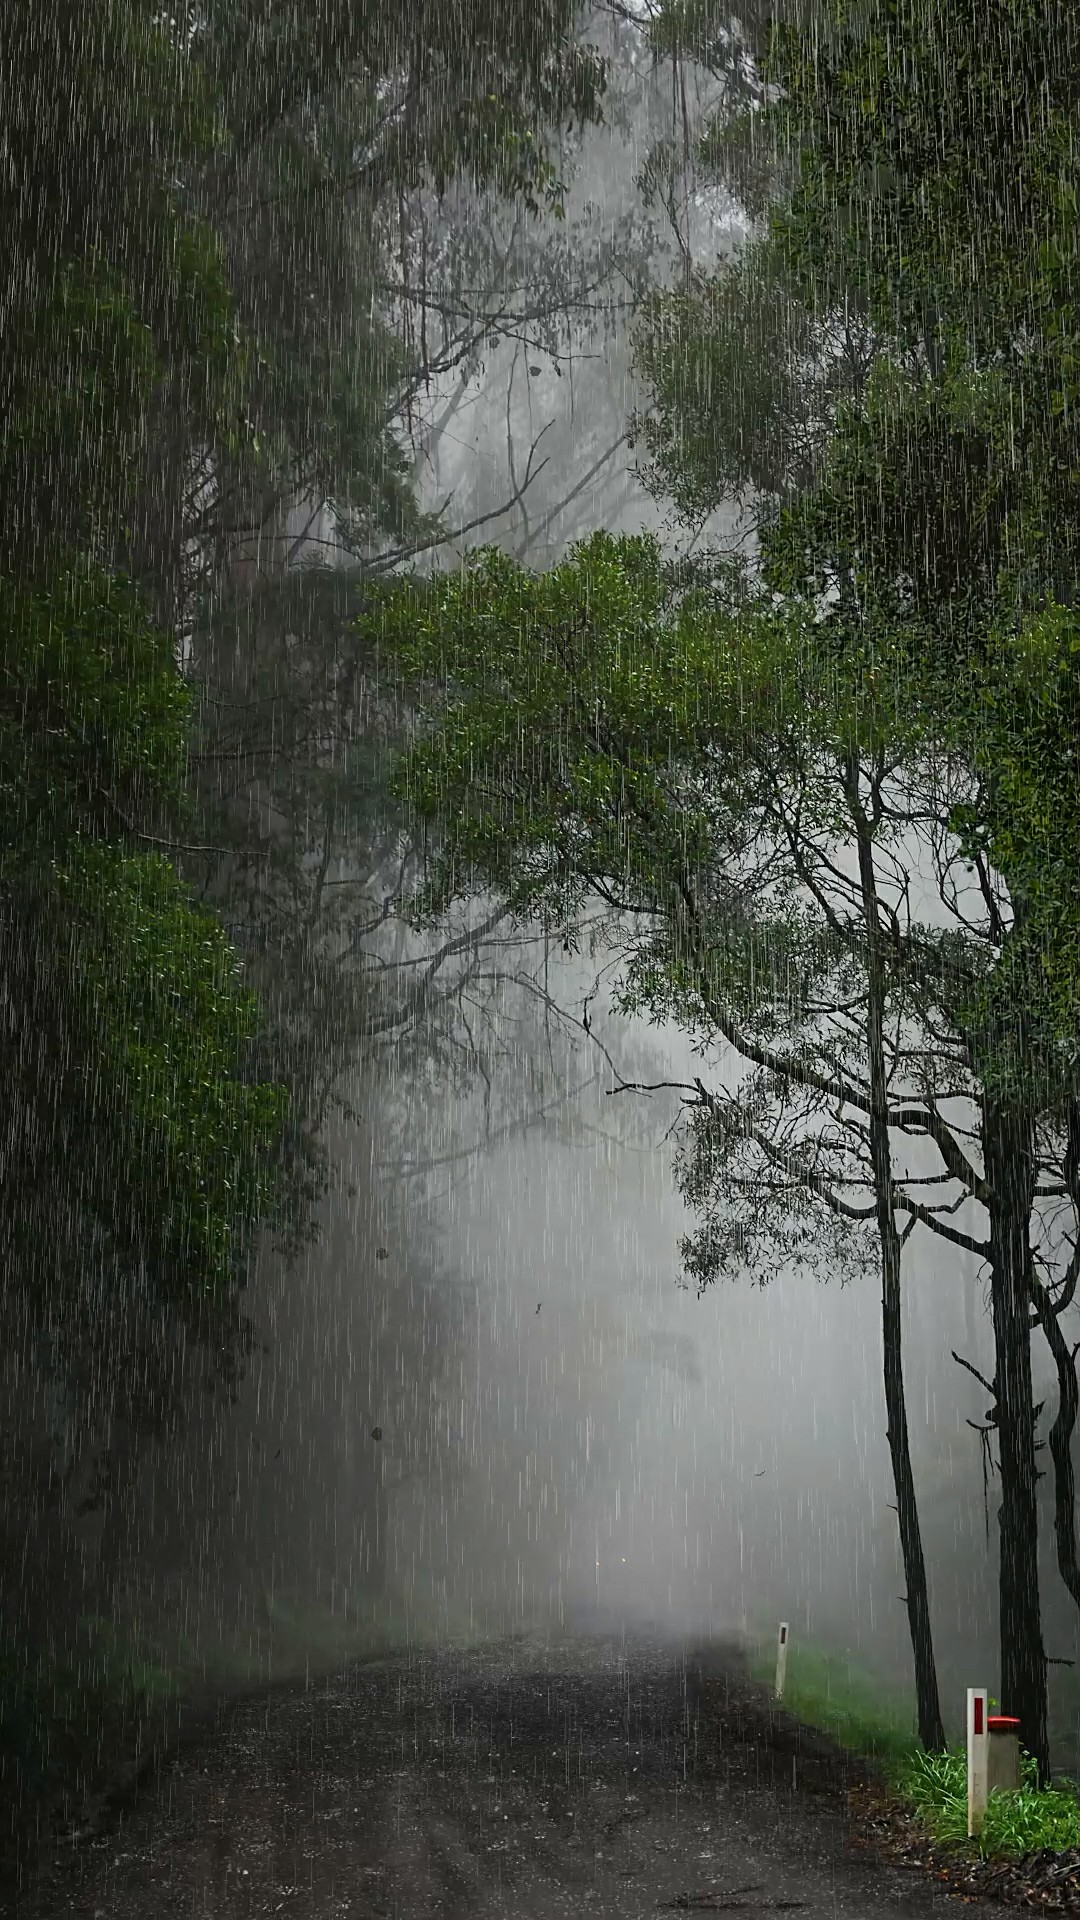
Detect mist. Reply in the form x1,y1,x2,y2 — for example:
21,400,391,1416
37,913,1075,1759
8,10,1080,1897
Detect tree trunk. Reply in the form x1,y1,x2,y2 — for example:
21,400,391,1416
983,1097,1050,1783
881,1215,946,1750
1034,1100,1080,1619
848,756,945,1752
1030,1271,1080,1613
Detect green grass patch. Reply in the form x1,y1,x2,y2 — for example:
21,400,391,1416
746,1634,920,1769
745,1633,1080,1862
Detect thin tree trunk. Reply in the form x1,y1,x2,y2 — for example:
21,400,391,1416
1030,1269,1080,1612
983,1097,1050,1783
848,755,945,1752
881,1213,945,1750
1034,1100,1080,1618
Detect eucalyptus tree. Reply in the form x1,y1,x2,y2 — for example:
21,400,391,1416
360,533,961,1750
622,0,1080,1772
754,0,1080,1774
628,233,1074,1784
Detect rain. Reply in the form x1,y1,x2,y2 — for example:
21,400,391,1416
6,2,1080,1916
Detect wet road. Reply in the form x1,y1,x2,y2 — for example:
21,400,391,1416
24,1632,999,1919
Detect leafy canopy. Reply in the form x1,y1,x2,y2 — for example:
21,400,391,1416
0,562,285,1310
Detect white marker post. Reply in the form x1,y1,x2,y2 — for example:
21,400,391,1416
775,1622,789,1702
967,1687,989,1837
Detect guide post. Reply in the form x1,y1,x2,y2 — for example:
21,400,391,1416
774,1622,789,1702
967,1687,989,1837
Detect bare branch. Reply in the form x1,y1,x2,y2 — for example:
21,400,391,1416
889,1101,988,1203
952,1350,995,1396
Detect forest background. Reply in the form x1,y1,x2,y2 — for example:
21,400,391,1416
6,0,1080,1862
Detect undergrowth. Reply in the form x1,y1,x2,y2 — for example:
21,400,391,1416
748,1633,1080,1860
893,1744,1080,1859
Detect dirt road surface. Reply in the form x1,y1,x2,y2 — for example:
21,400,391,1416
21,1632,1001,1919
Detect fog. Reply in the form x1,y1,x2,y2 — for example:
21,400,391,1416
9,6,1080,1850
46,920,1074,1763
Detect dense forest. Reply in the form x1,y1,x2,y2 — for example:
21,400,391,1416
5,0,1080,1882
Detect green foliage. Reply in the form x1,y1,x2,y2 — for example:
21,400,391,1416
632,239,856,520
0,562,285,1313
951,604,1080,1067
762,356,1049,617
0,561,190,867
896,1744,1080,1858
48,844,286,1290
364,532,815,928
759,1,1080,1034
757,360,1080,1066
0,261,159,558
630,1,1080,1054
0,3,241,572
763,0,1080,380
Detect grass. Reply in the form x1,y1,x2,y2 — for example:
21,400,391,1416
747,1633,1080,1861
746,1635,920,1770
895,1744,1080,1859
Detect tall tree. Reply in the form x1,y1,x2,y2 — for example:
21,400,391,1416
0,1,290,1456
364,532,1079,1751
623,0,1080,1778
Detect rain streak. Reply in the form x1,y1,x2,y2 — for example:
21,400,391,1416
6,4,1080,1917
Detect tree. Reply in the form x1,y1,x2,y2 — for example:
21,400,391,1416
753,0,1080,1023
632,233,876,534
0,0,618,1484
179,2,700,1181
620,0,1080,1778
0,0,297,1475
635,283,1075,1776
364,530,1065,1750
0,559,288,1614
750,0,1080,1777
638,0,1080,1046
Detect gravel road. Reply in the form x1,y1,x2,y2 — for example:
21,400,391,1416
21,1631,1002,1919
